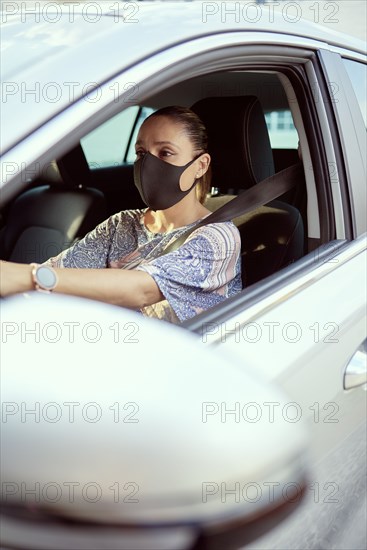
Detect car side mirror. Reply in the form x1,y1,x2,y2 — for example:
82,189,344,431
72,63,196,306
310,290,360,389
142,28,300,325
1,293,309,549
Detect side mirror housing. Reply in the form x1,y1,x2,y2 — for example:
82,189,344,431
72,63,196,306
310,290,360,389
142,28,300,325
1,293,309,549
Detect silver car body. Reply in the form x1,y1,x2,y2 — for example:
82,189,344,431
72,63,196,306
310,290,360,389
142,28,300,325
1,2,366,549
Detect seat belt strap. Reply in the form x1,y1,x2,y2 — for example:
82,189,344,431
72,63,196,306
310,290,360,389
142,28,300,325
161,162,303,256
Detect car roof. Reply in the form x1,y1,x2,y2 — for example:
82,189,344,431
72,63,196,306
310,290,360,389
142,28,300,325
2,1,365,81
1,1,365,156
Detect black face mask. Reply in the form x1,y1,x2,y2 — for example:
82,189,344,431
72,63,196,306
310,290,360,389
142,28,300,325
133,152,200,211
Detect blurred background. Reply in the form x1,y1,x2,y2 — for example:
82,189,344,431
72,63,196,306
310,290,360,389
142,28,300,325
264,0,367,41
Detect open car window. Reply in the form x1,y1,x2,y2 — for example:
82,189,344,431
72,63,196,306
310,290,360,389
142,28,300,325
1,29,364,321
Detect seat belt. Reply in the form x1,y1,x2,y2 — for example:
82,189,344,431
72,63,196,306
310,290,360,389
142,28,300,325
161,162,303,256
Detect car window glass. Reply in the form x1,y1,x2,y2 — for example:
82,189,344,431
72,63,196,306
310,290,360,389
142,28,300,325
80,106,139,169
342,58,367,128
264,109,298,148
126,106,156,163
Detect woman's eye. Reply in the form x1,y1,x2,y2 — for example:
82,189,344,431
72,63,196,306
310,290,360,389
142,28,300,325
160,150,173,158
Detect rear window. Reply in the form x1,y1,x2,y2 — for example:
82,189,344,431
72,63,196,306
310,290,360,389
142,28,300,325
264,110,298,149
342,58,367,128
80,107,139,169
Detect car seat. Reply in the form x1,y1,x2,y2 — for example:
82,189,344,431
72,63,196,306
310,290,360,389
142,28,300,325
0,145,107,264
191,96,305,286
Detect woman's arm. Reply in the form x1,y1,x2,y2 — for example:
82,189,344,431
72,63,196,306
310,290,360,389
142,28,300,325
0,261,164,309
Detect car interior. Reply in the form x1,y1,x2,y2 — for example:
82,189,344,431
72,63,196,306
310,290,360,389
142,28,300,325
0,69,317,315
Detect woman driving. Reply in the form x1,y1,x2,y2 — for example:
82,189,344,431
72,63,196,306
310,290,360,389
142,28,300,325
0,106,242,323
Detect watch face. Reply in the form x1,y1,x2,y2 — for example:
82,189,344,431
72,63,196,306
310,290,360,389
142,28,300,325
36,266,57,290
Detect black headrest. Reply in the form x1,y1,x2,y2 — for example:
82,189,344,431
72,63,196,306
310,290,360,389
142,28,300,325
191,96,275,190
56,143,91,188
35,145,91,188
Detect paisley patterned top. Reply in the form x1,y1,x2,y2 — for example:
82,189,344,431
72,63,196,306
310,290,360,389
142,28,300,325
46,209,242,323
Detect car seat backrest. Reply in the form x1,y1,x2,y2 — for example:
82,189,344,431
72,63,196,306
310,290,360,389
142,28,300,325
192,96,304,286
0,145,106,264
192,95,275,192
205,194,304,286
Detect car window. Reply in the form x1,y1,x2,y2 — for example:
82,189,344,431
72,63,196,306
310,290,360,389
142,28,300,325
81,104,297,166
125,106,155,163
81,106,155,168
342,58,367,128
80,106,139,169
264,109,298,148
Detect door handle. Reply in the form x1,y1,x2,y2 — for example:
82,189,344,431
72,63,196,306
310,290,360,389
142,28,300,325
344,339,367,390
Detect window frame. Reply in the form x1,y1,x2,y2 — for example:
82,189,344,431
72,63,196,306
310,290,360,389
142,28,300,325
317,49,367,239
1,36,349,286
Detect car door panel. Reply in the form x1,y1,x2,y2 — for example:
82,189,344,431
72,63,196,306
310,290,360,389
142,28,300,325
210,238,367,548
211,238,365,405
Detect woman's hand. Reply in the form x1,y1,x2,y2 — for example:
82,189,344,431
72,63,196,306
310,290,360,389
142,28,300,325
0,261,33,297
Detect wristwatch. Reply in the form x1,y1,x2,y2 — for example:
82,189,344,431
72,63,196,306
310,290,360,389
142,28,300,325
30,263,58,293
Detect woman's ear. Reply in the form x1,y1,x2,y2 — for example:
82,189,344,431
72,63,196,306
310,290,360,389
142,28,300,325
196,153,211,178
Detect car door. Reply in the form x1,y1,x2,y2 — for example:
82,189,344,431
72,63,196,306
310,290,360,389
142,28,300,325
189,235,366,549
183,49,367,549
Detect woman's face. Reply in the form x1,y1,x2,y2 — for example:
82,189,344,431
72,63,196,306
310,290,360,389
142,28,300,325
135,115,209,192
